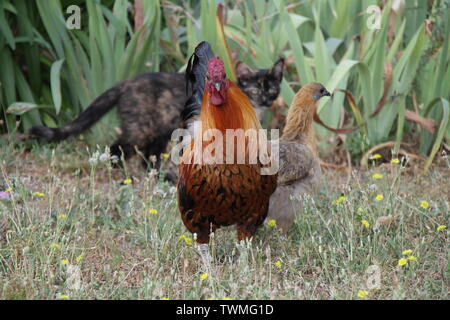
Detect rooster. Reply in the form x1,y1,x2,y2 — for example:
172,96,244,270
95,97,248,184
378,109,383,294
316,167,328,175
267,83,330,232
177,42,277,259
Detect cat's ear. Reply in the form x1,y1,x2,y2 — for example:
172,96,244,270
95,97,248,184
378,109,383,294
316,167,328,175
235,61,255,79
270,58,284,82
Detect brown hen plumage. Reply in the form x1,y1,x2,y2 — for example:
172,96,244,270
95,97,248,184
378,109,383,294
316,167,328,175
267,83,330,231
177,42,277,245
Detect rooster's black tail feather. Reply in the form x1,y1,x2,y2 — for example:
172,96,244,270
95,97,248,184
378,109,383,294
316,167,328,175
181,41,216,123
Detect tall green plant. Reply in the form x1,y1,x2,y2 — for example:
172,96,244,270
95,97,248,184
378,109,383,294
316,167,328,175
1,0,449,169
1,0,161,143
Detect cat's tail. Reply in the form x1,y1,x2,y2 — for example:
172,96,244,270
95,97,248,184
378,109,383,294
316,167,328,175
30,83,125,142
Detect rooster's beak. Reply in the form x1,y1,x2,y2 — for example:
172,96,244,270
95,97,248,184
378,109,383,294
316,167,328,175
214,82,221,91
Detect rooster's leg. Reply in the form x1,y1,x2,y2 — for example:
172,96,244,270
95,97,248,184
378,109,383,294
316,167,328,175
196,232,212,265
197,243,212,265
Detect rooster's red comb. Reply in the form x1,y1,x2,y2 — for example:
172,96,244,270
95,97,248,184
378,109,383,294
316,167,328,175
207,57,226,79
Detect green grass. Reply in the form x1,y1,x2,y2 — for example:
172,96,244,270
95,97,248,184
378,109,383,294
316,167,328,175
0,140,449,300
2,1,450,167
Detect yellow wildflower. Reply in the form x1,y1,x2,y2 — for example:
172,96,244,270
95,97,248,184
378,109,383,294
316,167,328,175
275,261,282,269
372,173,383,180
50,243,61,249
361,220,370,228
162,153,170,159
397,258,408,267
200,273,209,281
76,255,83,262
420,201,429,209
402,249,413,255
267,219,277,227
222,297,232,300
437,225,446,231
5,188,12,193
390,158,400,164
357,290,369,299
332,196,346,205
58,213,67,219
183,236,192,245
370,154,382,160
161,297,170,300
60,295,69,300
148,208,158,215
180,234,193,245
33,192,45,197
375,194,384,201
61,259,68,265
123,179,132,185
407,255,417,261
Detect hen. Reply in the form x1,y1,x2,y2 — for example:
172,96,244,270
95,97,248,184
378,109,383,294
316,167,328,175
177,42,277,258
267,83,330,232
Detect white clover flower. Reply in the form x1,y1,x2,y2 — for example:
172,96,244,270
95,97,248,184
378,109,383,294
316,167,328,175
88,157,98,165
99,153,110,162
88,151,100,165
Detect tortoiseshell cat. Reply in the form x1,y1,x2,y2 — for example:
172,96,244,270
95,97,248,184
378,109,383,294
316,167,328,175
235,59,284,119
30,59,284,164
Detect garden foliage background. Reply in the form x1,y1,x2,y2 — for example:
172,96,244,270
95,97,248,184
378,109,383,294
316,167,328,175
0,0,449,168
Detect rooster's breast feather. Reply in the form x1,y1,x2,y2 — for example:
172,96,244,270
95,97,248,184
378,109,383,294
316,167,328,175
178,163,277,229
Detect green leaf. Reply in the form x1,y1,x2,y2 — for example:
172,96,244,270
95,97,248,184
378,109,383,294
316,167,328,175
50,59,65,115
424,98,449,172
7,102,42,115
317,59,360,114
0,2,16,49
278,0,313,85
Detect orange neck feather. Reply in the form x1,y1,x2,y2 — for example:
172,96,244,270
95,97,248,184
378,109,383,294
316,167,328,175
180,82,262,172
200,82,261,134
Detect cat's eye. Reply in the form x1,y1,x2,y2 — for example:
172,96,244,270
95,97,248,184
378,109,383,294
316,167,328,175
268,88,277,94
251,88,260,95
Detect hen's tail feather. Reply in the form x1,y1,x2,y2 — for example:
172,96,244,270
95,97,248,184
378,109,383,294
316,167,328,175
29,83,124,142
181,41,215,123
